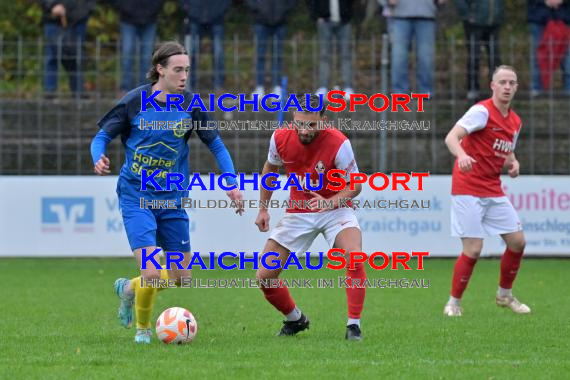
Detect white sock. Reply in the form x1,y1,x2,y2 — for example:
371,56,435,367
498,287,512,298
285,306,302,321
347,318,360,327
447,296,461,306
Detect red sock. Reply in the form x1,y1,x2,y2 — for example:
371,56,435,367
499,248,524,289
345,263,367,319
450,253,478,299
260,279,296,315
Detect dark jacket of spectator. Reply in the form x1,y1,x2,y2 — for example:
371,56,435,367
528,0,570,25
40,0,95,25
180,0,231,25
246,0,296,27
307,0,353,23
454,0,504,26
109,0,166,26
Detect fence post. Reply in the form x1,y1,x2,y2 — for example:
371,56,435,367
0,34,4,173
379,33,389,173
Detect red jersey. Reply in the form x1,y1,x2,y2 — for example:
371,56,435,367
452,98,522,197
269,127,358,213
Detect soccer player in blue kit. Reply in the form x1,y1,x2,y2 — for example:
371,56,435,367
90,41,244,343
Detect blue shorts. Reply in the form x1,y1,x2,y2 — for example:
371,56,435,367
119,196,190,252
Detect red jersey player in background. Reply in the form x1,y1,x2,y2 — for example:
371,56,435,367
443,65,530,317
254,94,366,341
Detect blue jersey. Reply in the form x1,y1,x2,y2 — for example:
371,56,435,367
94,84,232,202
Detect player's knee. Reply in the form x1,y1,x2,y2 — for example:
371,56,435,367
256,268,278,282
142,271,161,281
255,269,267,281
510,238,526,253
171,271,190,285
462,240,483,257
463,248,482,258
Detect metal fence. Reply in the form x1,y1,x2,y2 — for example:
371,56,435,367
1,34,569,175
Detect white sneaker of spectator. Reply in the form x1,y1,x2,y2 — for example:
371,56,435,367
315,87,328,96
270,85,282,99
251,85,265,100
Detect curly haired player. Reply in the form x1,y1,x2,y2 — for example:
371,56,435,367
91,41,243,343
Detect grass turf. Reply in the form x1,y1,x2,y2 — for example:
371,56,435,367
0,258,568,379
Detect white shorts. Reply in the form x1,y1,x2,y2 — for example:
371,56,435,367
269,208,360,253
451,195,523,238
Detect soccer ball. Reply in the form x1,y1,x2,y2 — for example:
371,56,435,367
155,307,198,344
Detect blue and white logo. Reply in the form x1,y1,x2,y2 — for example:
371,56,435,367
41,197,94,233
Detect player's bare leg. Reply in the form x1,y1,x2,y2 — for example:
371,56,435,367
256,239,309,336
168,252,192,287
334,227,366,341
444,238,483,317
496,231,530,314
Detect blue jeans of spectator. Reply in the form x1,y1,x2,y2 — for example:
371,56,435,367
254,24,286,87
389,18,436,95
190,22,225,90
317,20,352,89
120,22,157,91
43,20,88,95
529,23,570,92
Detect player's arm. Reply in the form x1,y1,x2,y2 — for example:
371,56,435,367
194,110,243,215
504,152,520,178
255,133,282,232
308,139,361,210
444,104,488,172
504,127,521,177
444,124,470,157
259,160,281,206
255,160,280,232
91,102,130,176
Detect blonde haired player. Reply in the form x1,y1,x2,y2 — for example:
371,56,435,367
443,65,530,317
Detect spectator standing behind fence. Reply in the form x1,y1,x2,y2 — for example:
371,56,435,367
381,0,445,96
307,0,355,99
180,0,230,93
110,0,165,96
40,0,95,99
455,0,504,101
528,0,570,97
247,0,296,99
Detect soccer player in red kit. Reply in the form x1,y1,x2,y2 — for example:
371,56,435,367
254,94,366,340
443,65,530,317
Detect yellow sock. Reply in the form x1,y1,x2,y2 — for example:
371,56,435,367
130,270,171,329
157,269,170,292
131,276,157,329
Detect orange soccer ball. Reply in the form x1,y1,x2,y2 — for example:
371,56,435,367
155,307,198,344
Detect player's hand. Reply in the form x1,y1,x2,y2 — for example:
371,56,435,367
225,188,244,215
94,154,111,176
508,159,520,178
51,4,66,18
457,153,476,172
255,209,270,232
308,191,330,212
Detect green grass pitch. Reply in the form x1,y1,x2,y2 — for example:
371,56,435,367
1,258,568,379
